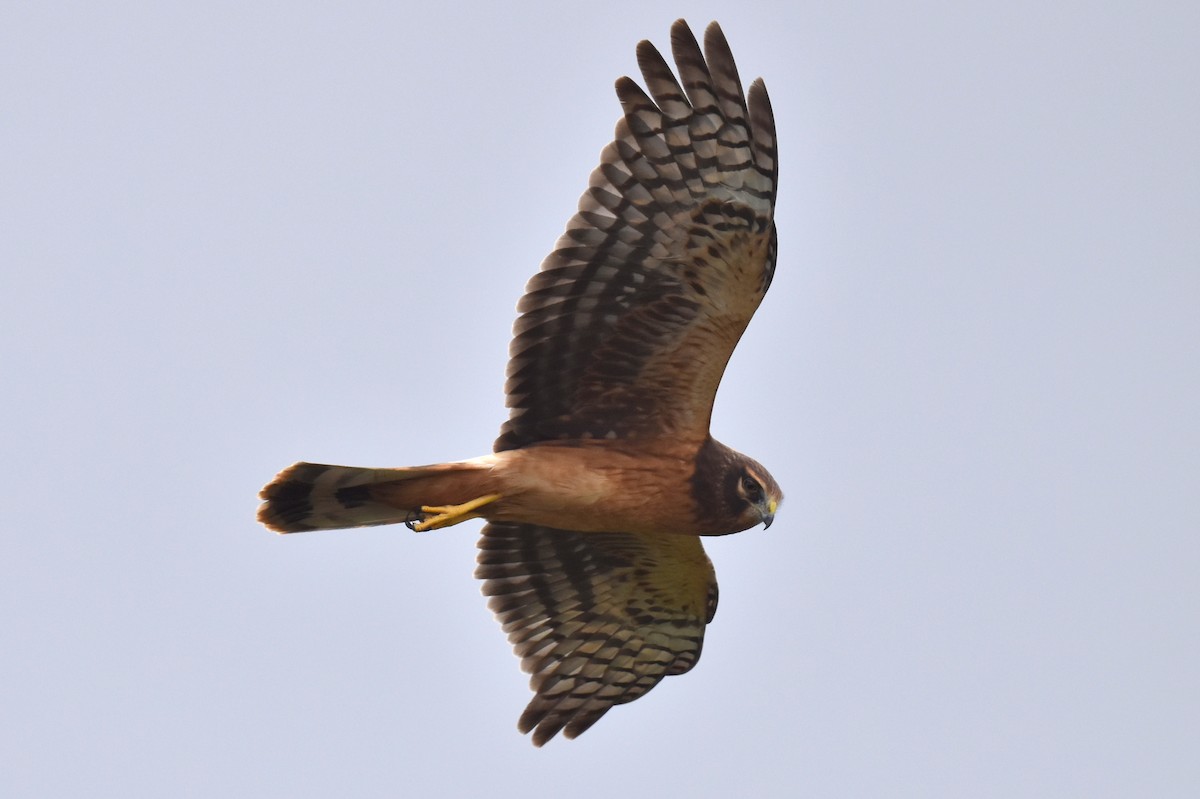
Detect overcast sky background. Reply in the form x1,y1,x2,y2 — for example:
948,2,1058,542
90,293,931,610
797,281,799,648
3,1,1198,796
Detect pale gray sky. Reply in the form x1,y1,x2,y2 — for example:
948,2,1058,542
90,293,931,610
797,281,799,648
3,1,1198,796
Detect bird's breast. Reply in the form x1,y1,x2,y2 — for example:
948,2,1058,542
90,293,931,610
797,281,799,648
486,442,699,534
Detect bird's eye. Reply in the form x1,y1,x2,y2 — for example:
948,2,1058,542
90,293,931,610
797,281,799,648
741,475,763,503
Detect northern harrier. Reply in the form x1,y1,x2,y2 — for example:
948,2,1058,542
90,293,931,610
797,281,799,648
258,19,782,746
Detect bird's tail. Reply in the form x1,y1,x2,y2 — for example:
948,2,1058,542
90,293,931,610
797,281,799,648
257,460,492,533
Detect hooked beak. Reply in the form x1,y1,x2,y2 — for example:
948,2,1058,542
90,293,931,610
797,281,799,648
761,498,778,529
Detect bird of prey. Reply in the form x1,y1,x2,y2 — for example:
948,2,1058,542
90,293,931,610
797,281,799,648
258,19,781,746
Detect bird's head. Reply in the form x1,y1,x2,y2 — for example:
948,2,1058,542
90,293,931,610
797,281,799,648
731,457,783,531
692,438,783,535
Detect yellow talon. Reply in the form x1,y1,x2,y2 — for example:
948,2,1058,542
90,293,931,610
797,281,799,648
411,493,502,532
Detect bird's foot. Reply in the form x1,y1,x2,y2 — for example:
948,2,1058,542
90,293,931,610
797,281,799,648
407,493,502,532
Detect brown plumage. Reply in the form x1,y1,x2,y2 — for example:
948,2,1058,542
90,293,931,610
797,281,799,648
257,19,782,745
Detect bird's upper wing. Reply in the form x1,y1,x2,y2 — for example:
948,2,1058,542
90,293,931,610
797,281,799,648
496,20,778,452
476,522,719,745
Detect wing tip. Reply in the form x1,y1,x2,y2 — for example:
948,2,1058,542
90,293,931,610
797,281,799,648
518,699,611,747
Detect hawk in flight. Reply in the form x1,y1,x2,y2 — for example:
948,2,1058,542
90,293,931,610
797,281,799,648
259,19,782,746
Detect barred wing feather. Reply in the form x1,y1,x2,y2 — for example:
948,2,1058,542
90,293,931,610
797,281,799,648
497,20,778,451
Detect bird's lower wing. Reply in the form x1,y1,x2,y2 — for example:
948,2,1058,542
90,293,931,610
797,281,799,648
476,523,718,746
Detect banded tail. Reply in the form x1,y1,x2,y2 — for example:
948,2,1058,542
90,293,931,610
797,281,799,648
257,460,493,533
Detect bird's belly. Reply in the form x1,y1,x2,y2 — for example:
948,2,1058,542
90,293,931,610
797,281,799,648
486,445,695,534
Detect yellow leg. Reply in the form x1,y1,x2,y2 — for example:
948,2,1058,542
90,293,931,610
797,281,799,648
410,494,502,532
